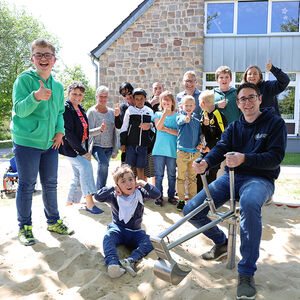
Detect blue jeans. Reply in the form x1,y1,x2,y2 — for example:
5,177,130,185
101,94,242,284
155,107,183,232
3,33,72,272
183,173,274,277
103,223,154,266
92,146,113,189
153,155,176,198
66,155,97,203
14,143,60,228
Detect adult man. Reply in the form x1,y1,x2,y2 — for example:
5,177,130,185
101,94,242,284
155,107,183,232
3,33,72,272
177,70,202,119
183,82,287,299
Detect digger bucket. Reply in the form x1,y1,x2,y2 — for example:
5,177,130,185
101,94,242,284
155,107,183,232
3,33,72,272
151,236,191,285
153,258,191,285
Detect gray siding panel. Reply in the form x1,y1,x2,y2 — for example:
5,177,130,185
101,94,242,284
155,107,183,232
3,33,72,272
204,35,300,72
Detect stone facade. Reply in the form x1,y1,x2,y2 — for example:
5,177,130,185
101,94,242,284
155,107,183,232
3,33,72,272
97,0,205,105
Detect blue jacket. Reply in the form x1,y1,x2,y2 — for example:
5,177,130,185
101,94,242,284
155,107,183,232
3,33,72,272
94,184,161,230
176,113,201,153
59,99,89,157
204,108,287,182
257,65,290,116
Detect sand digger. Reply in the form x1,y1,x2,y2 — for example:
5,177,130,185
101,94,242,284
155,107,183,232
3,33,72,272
150,166,239,285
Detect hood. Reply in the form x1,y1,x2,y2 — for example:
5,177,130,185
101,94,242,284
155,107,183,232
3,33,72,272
214,87,236,96
240,107,274,127
22,69,53,82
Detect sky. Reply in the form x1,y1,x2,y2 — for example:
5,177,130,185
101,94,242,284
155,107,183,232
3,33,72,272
8,0,144,85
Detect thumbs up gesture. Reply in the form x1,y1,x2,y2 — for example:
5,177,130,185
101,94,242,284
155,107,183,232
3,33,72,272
114,103,120,116
100,119,107,133
266,59,272,71
34,80,52,101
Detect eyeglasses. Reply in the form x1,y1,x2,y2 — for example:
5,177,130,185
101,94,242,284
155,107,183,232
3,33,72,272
32,53,55,60
238,94,258,104
121,91,132,98
184,80,196,84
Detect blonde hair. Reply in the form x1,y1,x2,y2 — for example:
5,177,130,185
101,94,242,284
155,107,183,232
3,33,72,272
199,90,215,106
181,95,195,105
215,65,232,79
31,38,55,55
112,164,134,184
159,90,176,111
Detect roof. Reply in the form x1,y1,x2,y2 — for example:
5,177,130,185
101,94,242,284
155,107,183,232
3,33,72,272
90,0,155,60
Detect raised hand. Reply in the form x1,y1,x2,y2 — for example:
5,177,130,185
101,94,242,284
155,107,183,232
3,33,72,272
186,111,191,123
266,59,272,71
114,103,120,117
203,111,209,126
34,80,52,101
217,98,227,109
100,119,107,132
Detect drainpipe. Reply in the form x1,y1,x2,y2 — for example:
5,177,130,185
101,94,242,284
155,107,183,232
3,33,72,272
90,55,99,90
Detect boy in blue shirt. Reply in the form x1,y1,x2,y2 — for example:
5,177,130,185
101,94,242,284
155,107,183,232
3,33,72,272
176,95,201,211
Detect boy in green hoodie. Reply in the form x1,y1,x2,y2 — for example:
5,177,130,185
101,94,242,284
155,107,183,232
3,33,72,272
214,66,240,124
11,38,74,246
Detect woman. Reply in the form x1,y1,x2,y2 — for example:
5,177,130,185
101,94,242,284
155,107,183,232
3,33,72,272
87,85,118,189
59,81,102,214
242,59,290,116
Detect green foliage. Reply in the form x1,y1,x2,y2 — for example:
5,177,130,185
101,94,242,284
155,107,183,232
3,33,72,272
0,1,59,126
56,64,96,111
280,17,299,32
206,12,218,31
279,87,295,118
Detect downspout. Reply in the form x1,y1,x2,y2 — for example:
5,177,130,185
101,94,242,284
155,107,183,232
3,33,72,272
90,55,99,90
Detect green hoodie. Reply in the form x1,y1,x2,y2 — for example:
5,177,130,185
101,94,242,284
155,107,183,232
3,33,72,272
214,87,241,124
11,69,65,150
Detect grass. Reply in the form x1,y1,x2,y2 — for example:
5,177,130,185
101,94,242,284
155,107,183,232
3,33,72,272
282,153,300,165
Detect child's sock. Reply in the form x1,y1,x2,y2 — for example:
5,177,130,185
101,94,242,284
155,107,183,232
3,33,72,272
107,264,126,278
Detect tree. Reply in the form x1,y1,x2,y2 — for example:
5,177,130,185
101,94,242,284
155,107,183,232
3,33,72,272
0,1,58,126
56,64,96,111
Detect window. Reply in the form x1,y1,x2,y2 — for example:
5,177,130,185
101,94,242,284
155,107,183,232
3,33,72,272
203,71,300,135
205,0,300,35
206,3,234,34
271,1,300,32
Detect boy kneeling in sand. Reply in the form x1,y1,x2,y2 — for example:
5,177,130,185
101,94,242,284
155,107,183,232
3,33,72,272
94,164,161,278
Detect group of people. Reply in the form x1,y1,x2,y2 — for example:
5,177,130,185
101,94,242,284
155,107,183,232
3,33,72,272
11,38,288,300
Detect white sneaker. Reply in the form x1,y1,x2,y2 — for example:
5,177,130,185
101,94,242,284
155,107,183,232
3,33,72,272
107,264,125,278
120,258,137,277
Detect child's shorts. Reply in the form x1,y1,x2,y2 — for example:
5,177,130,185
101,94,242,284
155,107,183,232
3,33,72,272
125,145,148,168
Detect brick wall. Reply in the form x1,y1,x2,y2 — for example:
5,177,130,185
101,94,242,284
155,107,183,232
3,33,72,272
97,0,204,106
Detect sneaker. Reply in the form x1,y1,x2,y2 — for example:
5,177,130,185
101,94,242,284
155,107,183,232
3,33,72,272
155,197,163,207
47,219,74,235
201,239,228,260
237,274,256,299
168,197,178,205
19,225,36,246
176,200,185,211
119,258,137,277
107,264,125,279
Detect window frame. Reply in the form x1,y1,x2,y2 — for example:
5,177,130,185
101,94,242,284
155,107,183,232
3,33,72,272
205,0,300,36
202,71,300,136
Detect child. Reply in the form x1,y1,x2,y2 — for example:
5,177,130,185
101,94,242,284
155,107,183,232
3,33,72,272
176,95,201,211
120,88,154,180
214,66,240,125
152,91,179,206
94,164,161,278
11,38,73,246
197,90,228,192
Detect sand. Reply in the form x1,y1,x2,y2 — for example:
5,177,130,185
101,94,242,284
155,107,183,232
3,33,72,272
0,158,299,300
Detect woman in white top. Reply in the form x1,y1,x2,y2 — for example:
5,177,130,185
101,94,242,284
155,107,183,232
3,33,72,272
87,86,118,189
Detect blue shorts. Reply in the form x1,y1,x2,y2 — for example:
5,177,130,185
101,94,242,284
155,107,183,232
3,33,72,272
125,145,148,168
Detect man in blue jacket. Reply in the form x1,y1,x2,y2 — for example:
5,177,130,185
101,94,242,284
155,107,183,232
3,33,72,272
183,82,287,300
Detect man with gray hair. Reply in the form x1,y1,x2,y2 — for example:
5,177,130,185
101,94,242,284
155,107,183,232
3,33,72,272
177,71,202,120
